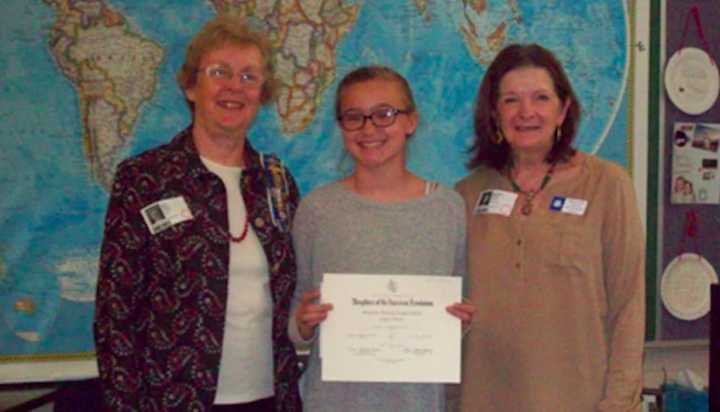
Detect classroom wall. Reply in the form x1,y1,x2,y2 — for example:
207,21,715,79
2,0,715,408
638,0,715,394
658,0,720,341
645,342,709,387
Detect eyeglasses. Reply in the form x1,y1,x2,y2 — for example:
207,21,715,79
337,106,412,131
198,63,264,87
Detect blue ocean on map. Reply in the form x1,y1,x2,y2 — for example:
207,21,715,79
0,0,628,359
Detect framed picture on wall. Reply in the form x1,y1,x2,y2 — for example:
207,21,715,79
671,122,720,204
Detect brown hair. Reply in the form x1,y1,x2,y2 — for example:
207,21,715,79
467,43,581,170
176,14,276,111
334,65,417,119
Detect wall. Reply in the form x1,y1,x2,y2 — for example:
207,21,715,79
658,0,720,341
645,342,709,388
2,0,714,407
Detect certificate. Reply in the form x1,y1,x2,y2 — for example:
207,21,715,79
320,273,462,383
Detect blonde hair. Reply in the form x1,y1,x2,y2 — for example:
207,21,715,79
176,14,276,109
335,65,417,118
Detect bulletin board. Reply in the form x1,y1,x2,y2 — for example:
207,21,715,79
657,0,720,340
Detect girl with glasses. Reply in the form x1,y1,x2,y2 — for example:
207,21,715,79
288,65,474,411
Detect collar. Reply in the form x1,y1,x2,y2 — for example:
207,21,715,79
168,125,265,174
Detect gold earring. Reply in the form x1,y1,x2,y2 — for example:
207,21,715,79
494,129,505,144
555,127,562,143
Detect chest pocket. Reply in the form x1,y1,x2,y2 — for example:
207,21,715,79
540,216,599,274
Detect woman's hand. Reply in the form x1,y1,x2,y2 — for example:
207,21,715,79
296,290,333,340
446,301,476,331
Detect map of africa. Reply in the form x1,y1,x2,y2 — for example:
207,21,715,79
0,0,630,363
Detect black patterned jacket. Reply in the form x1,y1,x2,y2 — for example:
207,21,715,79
94,127,302,411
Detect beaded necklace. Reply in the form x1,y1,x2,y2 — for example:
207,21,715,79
508,162,556,215
229,213,250,242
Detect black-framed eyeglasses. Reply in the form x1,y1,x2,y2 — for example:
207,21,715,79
337,106,412,131
197,63,264,87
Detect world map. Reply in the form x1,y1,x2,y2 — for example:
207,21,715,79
0,0,629,362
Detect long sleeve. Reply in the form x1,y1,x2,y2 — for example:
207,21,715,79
93,162,149,411
451,193,468,290
597,167,645,412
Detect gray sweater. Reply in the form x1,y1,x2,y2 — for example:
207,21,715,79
290,181,467,412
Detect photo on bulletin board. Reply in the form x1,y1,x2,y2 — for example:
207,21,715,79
671,122,720,204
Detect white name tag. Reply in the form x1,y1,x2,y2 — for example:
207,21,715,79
141,196,193,235
473,189,517,217
549,196,588,216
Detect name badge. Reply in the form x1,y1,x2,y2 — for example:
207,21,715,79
473,189,517,217
141,196,193,234
549,196,588,216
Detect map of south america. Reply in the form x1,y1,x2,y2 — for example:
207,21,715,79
44,0,164,190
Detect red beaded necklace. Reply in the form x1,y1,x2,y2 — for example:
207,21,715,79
229,213,250,243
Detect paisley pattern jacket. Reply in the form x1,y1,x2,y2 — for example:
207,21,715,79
94,127,302,411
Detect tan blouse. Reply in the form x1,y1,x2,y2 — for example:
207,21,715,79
455,152,644,412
